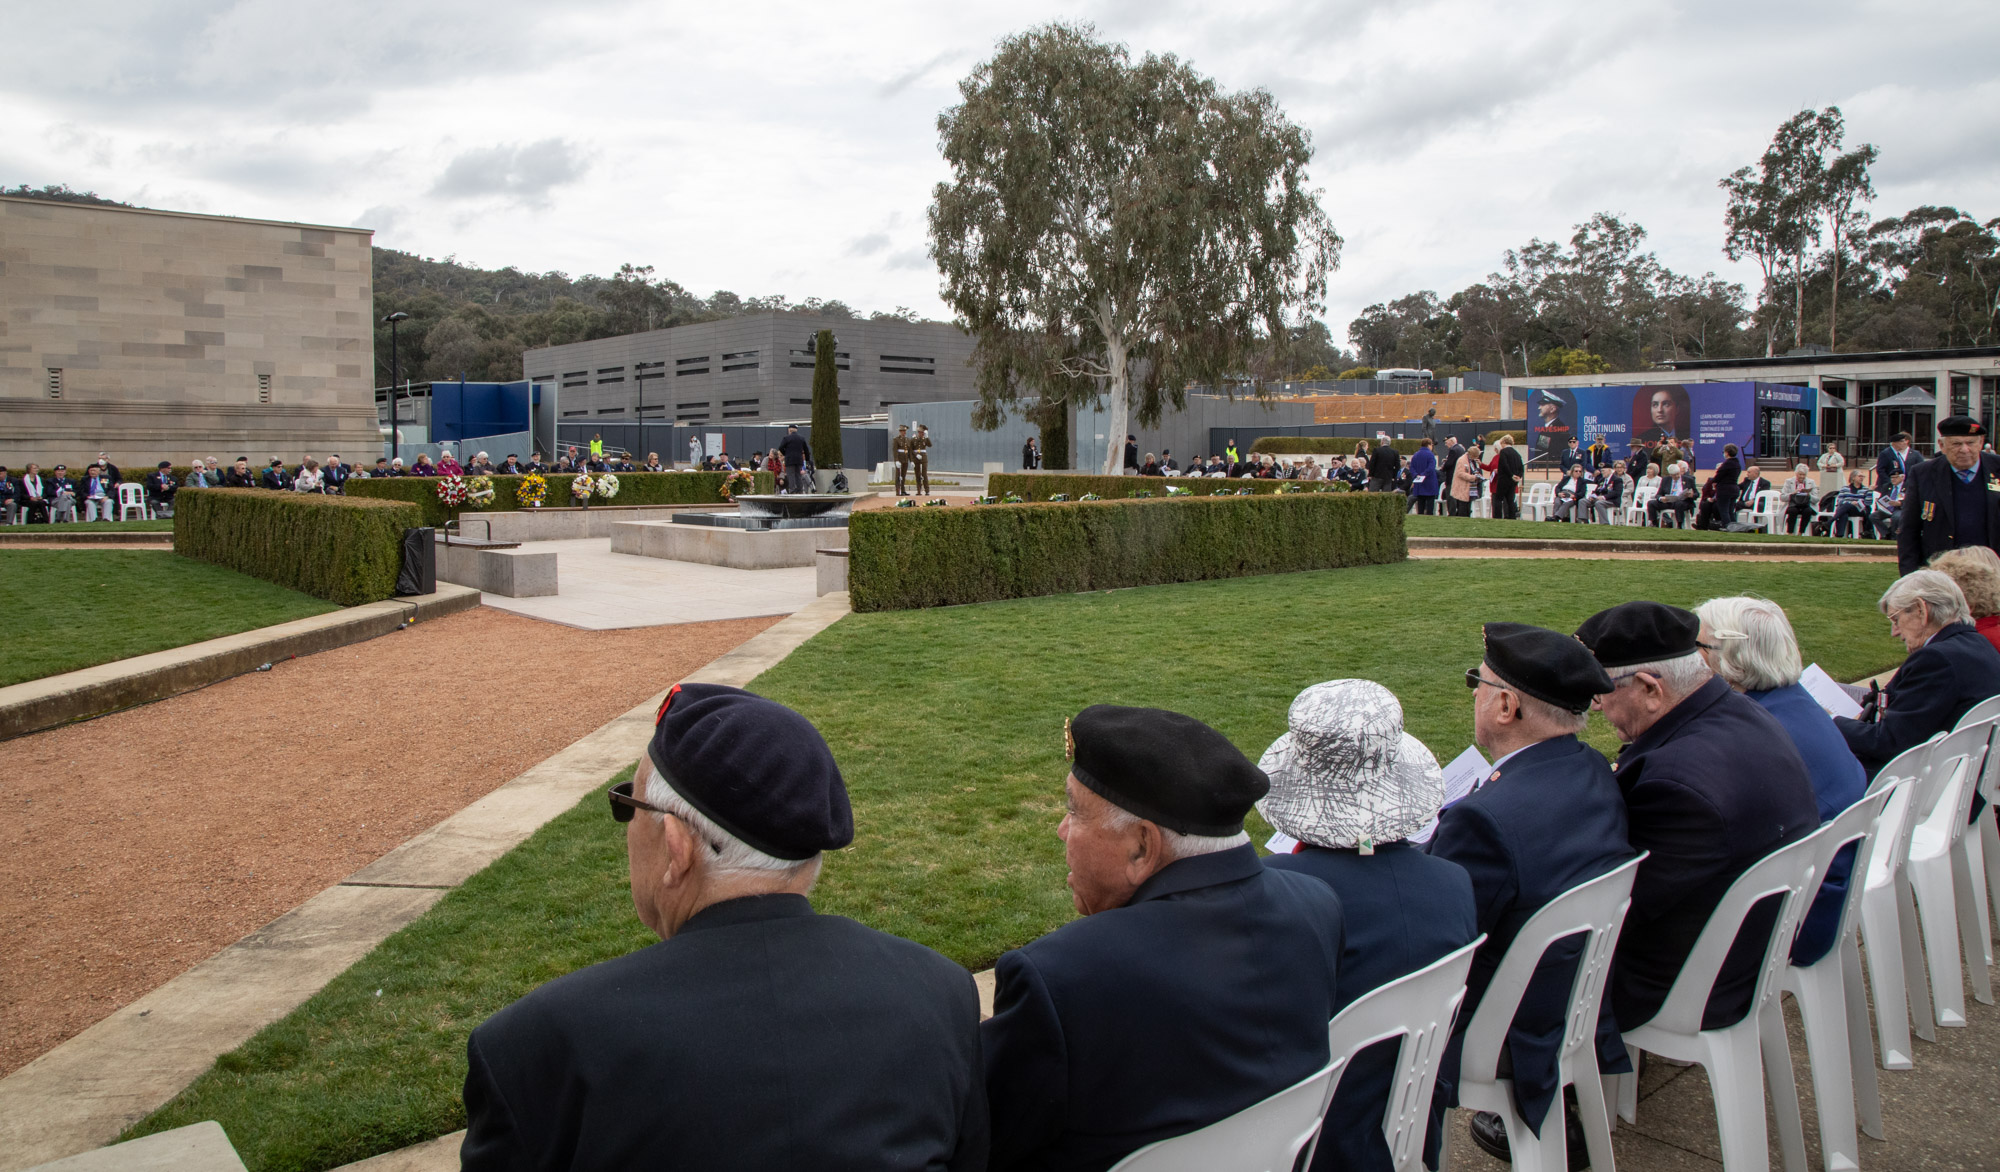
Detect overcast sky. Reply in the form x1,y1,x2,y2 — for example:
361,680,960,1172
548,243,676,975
5,0,1995,348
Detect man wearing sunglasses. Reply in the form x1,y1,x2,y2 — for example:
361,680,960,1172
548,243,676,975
1575,602,1818,1039
460,683,987,1171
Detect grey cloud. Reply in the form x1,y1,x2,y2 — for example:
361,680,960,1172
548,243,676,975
431,139,590,207
847,232,892,256
878,50,967,98
885,247,932,271
354,204,405,239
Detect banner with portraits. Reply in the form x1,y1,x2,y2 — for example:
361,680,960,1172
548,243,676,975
1526,381,1813,467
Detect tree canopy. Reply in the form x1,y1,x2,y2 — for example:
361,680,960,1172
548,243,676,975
928,22,1340,473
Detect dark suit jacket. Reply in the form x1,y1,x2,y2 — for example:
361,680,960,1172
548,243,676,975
1876,445,1914,492
1895,451,2000,574
1442,445,1466,488
260,467,292,490
1493,446,1525,493
1370,445,1401,480
462,894,986,1172
983,845,1342,1172
1428,736,1632,1133
1265,843,1474,1172
224,468,255,487
1611,677,1820,1030
1836,622,2000,776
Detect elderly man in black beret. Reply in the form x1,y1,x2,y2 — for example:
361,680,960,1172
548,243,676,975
1576,602,1818,1035
461,684,987,1172
982,705,1345,1172
1896,415,2000,574
1431,624,1633,1170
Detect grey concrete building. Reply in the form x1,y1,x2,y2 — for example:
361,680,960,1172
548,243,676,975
0,195,380,468
522,313,976,427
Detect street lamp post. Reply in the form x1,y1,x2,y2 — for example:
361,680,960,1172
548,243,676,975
383,311,410,461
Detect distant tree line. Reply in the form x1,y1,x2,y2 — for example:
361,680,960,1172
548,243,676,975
1348,107,1999,377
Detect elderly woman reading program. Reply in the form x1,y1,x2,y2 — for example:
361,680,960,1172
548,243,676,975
1835,570,2000,780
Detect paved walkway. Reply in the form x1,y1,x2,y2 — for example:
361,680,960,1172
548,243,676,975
479,538,818,629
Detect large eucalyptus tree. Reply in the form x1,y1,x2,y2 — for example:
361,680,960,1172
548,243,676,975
928,23,1340,474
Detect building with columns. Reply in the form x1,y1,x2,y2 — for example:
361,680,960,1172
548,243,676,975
1505,345,2000,460
0,195,380,470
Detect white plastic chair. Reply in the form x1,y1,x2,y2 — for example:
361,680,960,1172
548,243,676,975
1108,1060,1340,1172
1451,856,1645,1172
1308,937,1484,1172
1624,484,1657,527
1523,482,1555,522
1856,736,1943,1065
1614,825,1825,1172
1763,785,1900,1172
1950,704,2000,968
1902,721,1992,1026
115,481,151,520
1951,695,2000,731
1743,489,1783,535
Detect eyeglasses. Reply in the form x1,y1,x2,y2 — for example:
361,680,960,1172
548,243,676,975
1465,667,1505,691
607,780,724,854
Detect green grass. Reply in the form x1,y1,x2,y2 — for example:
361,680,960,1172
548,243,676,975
0,551,338,686
1406,515,1891,545
5,518,175,533
126,557,1906,1169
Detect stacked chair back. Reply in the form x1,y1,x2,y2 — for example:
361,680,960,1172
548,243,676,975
1453,855,1646,1172
1857,734,1942,1067
1615,824,1826,1172
1763,785,1900,1172
1946,710,1997,976
1107,1060,1340,1172
1309,937,1484,1172
1902,721,1990,1027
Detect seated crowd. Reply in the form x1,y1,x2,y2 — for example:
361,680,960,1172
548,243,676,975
457,566,2000,1172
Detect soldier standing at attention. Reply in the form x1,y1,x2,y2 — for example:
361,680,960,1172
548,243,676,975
913,424,934,496
892,425,912,496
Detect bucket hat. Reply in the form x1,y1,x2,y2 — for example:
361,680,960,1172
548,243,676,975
1256,680,1443,852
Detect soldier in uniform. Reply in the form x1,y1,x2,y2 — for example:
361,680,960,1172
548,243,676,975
912,424,934,495
892,425,912,496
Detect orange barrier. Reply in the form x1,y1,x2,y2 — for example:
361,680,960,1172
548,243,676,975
1268,392,1510,424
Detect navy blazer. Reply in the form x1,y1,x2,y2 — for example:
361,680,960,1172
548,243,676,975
1266,843,1474,1172
1753,684,1867,965
1428,735,1632,1133
1611,677,1820,1030
983,845,1343,1172
462,894,986,1172
1837,622,2000,777
1895,452,2000,574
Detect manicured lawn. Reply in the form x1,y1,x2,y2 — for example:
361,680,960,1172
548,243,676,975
1406,515,1891,545
4,518,175,533
0,551,338,687
127,557,1905,1169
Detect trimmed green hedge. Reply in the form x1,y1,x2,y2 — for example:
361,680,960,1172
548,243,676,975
849,493,1406,611
1250,437,1431,457
174,488,422,606
991,472,1314,500
1484,430,1526,446
345,471,773,528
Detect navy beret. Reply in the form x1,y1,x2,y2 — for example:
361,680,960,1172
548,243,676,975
1574,601,1701,670
1069,705,1267,837
1938,414,1986,437
1483,622,1613,712
646,684,852,860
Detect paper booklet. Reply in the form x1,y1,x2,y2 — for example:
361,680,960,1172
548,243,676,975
1799,663,1865,720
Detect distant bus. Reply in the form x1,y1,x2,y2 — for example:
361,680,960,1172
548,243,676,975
1376,367,1432,381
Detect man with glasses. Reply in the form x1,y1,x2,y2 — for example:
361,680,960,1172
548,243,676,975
460,684,987,1171
1837,569,2000,788
1895,415,2000,574
1575,602,1818,1037
1435,625,1631,1169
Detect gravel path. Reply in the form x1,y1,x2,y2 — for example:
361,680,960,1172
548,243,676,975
0,606,779,1077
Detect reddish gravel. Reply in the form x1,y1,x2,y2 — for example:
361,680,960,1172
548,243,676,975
0,606,779,1076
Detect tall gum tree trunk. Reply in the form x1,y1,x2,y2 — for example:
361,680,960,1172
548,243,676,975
1101,334,1131,475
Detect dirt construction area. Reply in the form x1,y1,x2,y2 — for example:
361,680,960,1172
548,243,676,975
0,605,779,1077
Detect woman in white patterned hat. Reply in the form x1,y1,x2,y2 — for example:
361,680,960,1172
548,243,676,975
1259,679,1476,1172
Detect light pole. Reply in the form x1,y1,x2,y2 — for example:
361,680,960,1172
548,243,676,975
382,311,410,461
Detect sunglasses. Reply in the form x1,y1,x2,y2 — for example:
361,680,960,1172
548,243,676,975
607,779,723,854
1464,667,1505,691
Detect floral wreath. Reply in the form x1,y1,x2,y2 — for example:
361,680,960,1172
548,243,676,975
435,475,468,507
571,473,596,499
516,473,548,506
465,475,495,507
594,472,620,499
720,469,755,501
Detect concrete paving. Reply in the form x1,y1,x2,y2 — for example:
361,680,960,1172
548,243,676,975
21,1121,244,1172
0,594,853,1172
478,538,818,629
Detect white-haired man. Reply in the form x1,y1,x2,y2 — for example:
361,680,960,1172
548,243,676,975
461,684,986,1171
1575,602,1818,1034
1837,570,2000,784
1646,462,1697,527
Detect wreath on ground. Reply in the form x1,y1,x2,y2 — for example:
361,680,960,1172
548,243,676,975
465,475,495,507
435,475,468,507
517,474,547,507
571,473,596,500
594,473,620,500
721,469,755,501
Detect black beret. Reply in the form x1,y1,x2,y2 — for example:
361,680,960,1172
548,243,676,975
1483,622,1614,712
1069,705,1267,836
1938,415,1987,437
646,683,853,860
1575,602,1701,669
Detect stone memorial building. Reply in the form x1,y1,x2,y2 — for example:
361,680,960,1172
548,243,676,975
0,195,380,469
